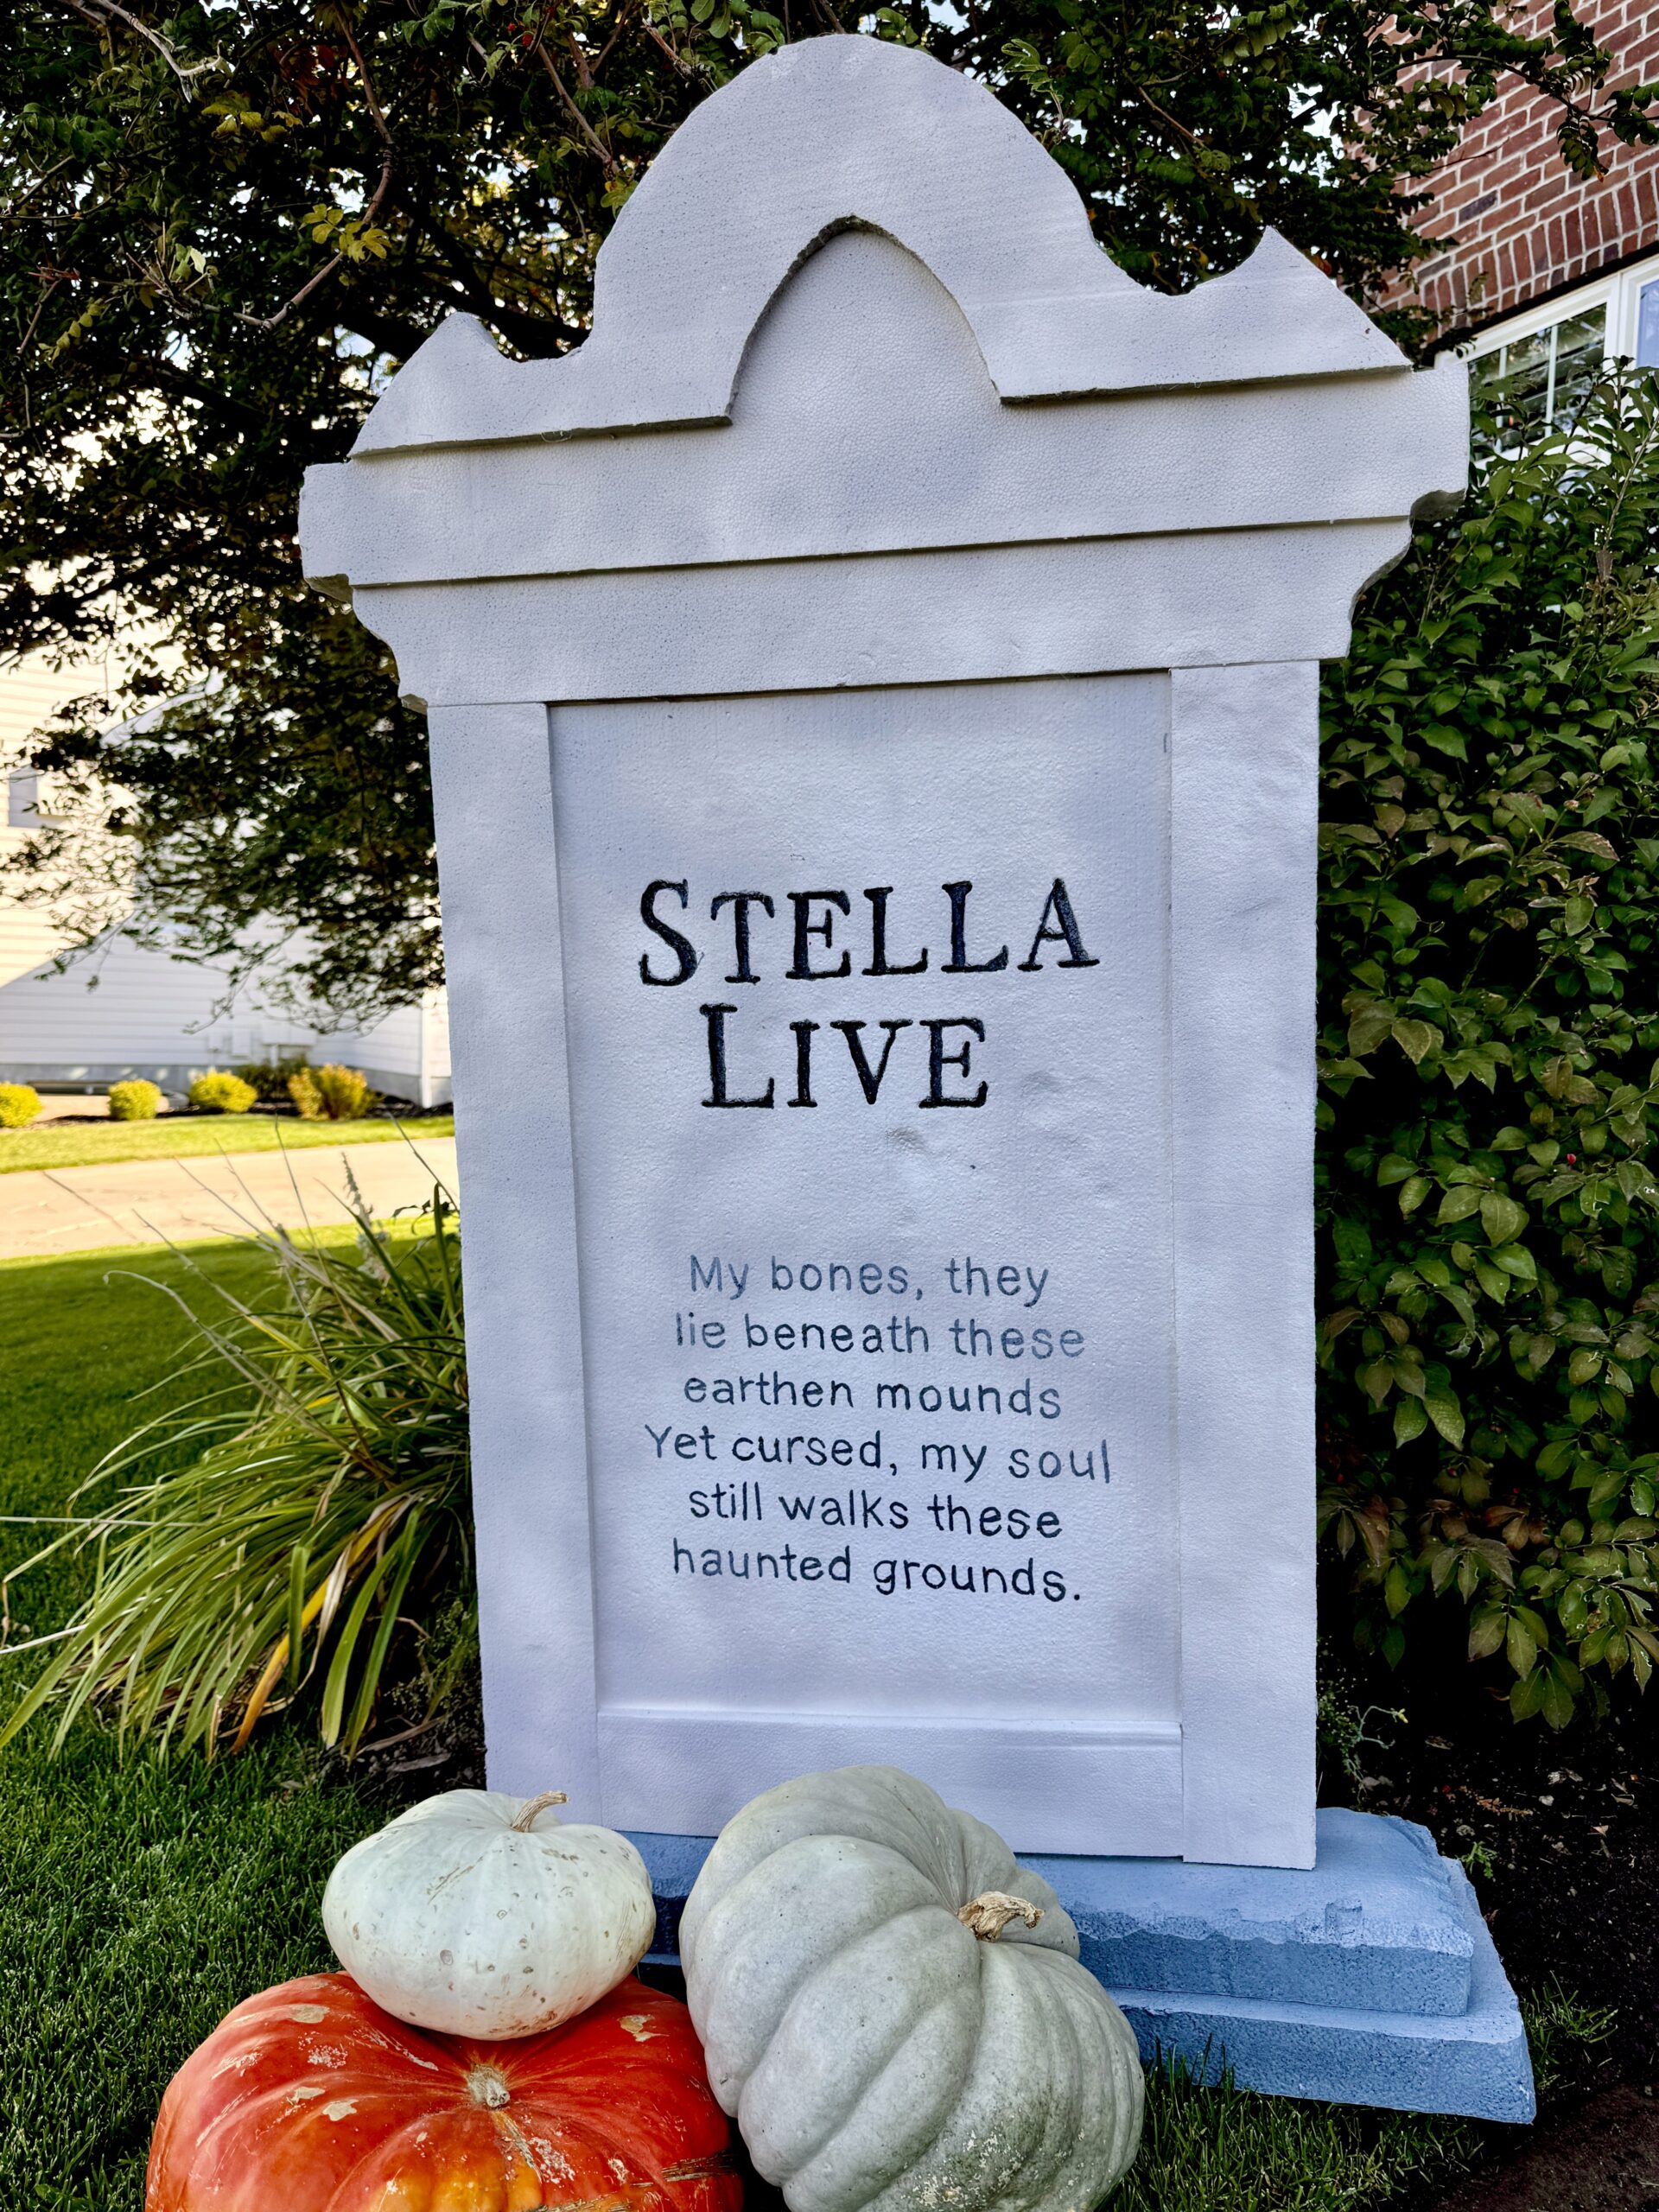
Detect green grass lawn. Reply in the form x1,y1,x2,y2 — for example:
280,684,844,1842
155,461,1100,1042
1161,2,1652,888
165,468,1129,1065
0,1110,454,1175
0,1239,391,2205
0,1242,1547,2206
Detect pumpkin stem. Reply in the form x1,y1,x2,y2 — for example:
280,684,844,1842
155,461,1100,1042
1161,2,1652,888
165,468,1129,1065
510,1790,569,1831
957,1891,1044,1941
467,2063,513,2110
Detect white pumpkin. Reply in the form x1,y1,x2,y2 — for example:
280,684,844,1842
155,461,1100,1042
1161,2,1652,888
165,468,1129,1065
322,1787,656,2037
681,1765,1143,2212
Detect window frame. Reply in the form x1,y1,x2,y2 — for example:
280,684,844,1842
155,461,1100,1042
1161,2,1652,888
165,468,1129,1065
1459,251,1659,430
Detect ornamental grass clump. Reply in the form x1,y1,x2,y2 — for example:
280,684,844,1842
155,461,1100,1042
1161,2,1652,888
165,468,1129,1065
1319,368,1659,1726
0,1186,470,1759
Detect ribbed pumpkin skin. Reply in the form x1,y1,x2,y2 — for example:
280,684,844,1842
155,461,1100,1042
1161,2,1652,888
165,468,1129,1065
322,1789,656,2038
681,1766,1144,2212
146,1973,742,2212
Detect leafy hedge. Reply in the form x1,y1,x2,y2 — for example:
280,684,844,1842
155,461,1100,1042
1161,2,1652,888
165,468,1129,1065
1319,369,1659,1726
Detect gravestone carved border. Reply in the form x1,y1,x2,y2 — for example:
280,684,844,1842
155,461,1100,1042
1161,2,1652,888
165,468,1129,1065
302,33,1467,1867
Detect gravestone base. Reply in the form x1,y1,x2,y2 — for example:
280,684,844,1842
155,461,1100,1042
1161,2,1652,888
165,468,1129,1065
627,1808,1534,2124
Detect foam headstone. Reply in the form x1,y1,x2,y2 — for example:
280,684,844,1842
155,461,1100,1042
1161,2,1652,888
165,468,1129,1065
301,34,1467,1867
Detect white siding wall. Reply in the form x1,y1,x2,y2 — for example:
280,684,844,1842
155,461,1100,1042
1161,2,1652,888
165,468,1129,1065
0,653,451,1106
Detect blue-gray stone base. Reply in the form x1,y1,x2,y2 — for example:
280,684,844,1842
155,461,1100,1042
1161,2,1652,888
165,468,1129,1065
626,1807,1534,2125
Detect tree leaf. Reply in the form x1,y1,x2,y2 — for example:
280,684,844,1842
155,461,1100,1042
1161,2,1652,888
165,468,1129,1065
1510,1668,1547,1720
1493,1244,1536,1281
1480,1192,1529,1244
1437,1185,1484,1225
1557,830,1618,863
1348,1007,1396,1056
1393,1019,1442,1065
1426,1390,1465,1446
1541,1666,1577,1729
1468,1608,1506,1662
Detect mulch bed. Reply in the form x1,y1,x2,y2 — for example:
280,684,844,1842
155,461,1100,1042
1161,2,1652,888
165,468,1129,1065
1424,2084,1659,2212
1336,1638,1658,2209
1351,1667,1657,2094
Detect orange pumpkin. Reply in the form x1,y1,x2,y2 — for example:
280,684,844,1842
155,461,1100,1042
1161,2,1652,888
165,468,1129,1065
147,1972,742,2212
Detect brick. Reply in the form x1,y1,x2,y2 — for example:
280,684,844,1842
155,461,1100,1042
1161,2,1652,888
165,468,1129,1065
1522,178,1568,214
1378,29,1659,329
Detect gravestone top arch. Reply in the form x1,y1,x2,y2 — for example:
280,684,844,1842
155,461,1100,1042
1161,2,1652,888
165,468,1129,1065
302,33,1466,1869
321,33,1414,464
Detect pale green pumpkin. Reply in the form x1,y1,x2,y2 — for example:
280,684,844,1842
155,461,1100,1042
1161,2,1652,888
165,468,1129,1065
322,1788,655,2038
680,1765,1144,2212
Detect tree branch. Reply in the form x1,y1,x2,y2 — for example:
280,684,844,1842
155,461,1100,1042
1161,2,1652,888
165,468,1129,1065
414,219,584,355
241,13,395,334
533,40,616,171
1,155,76,223
55,0,223,88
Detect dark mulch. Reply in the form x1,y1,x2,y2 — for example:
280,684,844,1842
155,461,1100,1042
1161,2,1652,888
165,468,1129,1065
1329,1624,1658,2209
1338,1646,1659,2096
340,1689,487,1805
1424,2084,1659,2212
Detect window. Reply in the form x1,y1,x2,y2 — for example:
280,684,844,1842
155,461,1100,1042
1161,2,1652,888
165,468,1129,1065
1463,251,1659,435
1638,278,1659,370
6,769,39,829
1472,308,1605,433
5,767,73,828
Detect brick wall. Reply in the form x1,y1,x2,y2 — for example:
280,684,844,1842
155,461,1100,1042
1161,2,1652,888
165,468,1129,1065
1379,0,1659,336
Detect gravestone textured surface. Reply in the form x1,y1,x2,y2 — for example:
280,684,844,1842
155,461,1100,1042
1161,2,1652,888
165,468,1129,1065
1116,1866,1534,2125
1029,1811,1476,2016
302,32,1466,1874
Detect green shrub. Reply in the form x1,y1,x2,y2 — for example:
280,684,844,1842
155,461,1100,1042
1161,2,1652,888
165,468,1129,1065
1319,368,1659,1727
188,1070,257,1116
0,1084,41,1129
289,1063,376,1121
107,1079,163,1122
1,1190,470,1758
232,1052,311,1104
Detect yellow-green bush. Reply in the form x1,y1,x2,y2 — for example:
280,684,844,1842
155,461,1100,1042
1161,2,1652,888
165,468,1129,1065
288,1064,376,1122
286,1066,324,1121
107,1079,163,1122
314,1064,378,1121
0,1084,41,1129
188,1071,257,1116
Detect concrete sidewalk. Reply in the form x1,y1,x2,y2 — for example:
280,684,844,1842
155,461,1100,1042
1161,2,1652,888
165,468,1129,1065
0,1138,458,1262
